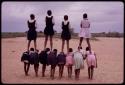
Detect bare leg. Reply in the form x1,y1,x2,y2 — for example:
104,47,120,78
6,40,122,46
86,38,91,52
34,64,38,77
66,40,69,52
50,36,53,51
24,63,27,76
34,39,37,51
42,64,46,77
61,65,64,78
59,65,61,79
77,69,80,79
61,39,65,52
91,66,94,79
26,63,30,76
79,37,83,47
44,35,48,50
88,67,91,79
75,69,77,80
27,40,31,51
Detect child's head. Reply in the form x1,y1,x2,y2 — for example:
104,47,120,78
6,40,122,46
30,14,35,20
78,46,82,51
45,48,50,52
64,15,68,21
68,48,73,52
53,49,58,55
30,48,34,51
47,10,52,16
83,13,87,19
86,47,90,51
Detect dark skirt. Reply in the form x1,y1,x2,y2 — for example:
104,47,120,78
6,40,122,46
27,30,37,40
44,27,54,36
61,31,71,40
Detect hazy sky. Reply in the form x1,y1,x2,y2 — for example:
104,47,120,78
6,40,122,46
2,1,124,33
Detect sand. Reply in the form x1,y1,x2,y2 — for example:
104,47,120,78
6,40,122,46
1,37,124,84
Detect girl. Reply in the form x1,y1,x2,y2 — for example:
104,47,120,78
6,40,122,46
29,48,39,77
79,13,91,53
73,46,84,80
85,47,97,79
39,48,50,77
44,10,55,51
66,48,74,78
57,52,66,79
61,15,71,52
48,49,58,79
21,51,30,76
27,14,37,51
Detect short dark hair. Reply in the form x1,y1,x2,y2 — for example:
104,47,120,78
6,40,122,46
83,13,87,18
68,48,73,52
30,14,35,19
53,49,57,55
86,47,90,51
78,46,82,50
64,15,68,20
45,48,50,52
47,10,52,16
30,48,34,51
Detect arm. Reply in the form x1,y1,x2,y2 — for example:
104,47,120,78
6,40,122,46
80,20,82,28
52,16,55,25
94,53,97,68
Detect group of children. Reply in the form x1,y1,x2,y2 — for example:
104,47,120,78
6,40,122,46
27,10,91,53
23,9,97,80
21,46,97,80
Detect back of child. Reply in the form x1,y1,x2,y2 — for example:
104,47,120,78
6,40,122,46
57,52,66,65
29,48,39,65
86,50,96,67
21,51,30,63
66,52,74,66
47,51,57,66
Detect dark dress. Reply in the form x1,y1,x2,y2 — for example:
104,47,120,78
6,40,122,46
61,21,71,40
39,51,48,65
27,20,37,40
29,51,39,65
57,52,66,65
44,16,54,36
47,52,57,66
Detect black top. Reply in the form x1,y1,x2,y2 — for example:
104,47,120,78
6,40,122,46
47,52,57,66
57,52,66,65
27,20,36,31
61,21,71,40
44,16,54,36
39,51,48,65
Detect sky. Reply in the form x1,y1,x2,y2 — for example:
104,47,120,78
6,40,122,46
1,1,124,33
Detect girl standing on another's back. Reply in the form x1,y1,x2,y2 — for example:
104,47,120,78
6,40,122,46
44,10,55,51
79,13,91,53
27,14,37,51
61,15,71,52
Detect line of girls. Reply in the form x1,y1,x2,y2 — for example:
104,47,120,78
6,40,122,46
27,10,92,53
21,46,97,80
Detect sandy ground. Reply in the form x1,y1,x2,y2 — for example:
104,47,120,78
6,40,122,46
1,37,124,84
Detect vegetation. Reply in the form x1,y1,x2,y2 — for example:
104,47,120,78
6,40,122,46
1,31,123,41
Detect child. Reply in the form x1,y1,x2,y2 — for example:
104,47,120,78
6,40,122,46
73,46,84,80
61,15,71,52
39,48,50,77
78,13,91,53
48,49,58,79
85,47,97,79
21,51,30,76
29,48,39,77
57,52,66,79
27,14,37,51
66,48,74,78
44,10,55,51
